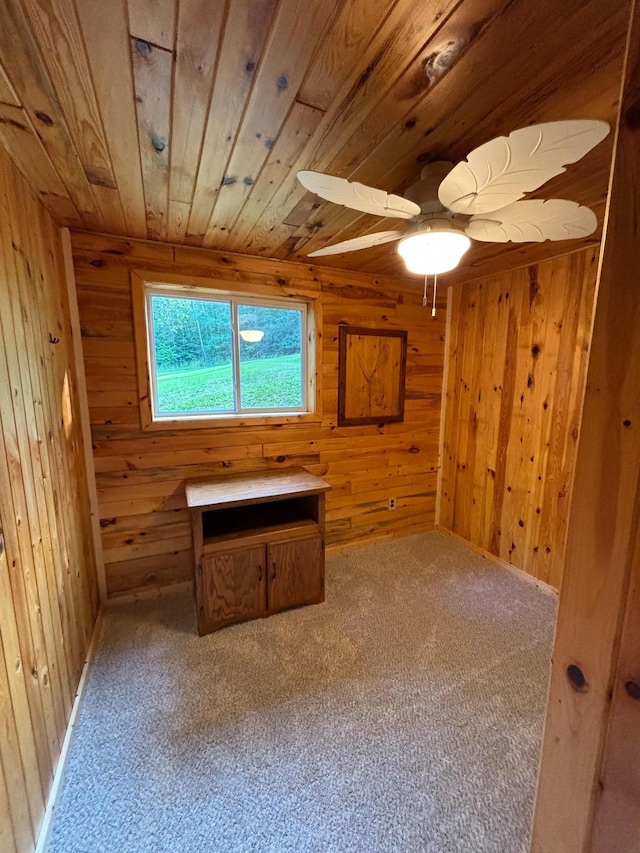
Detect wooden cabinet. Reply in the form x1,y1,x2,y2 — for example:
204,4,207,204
268,535,323,613
200,545,266,632
186,468,330,636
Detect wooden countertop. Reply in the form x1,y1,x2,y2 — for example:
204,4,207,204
185,467,331,511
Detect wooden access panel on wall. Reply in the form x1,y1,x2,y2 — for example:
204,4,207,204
338,325,408,426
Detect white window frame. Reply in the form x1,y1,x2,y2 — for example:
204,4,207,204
131,271,321,431
145,284,309,419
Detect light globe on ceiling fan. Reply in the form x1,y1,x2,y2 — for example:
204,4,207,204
297,120,610,276
397,221,471,274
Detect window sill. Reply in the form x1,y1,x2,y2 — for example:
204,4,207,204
141,411,322,431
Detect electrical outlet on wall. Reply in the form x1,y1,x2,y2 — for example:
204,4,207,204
388,497,396,510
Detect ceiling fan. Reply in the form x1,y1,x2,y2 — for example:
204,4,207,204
297,120,610,277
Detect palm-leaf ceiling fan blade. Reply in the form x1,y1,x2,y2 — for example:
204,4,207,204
297,171,421,220
465,199,598,243
438,120,610,215
308,230,405,257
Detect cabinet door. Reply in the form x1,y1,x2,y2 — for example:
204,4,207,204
267,534,324,614
198,545,266,635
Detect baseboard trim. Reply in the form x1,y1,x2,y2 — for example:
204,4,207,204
35,607,104,853
436,526,559,597
105,579,193,606
326,523,436,556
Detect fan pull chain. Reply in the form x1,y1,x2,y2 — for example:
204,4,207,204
422,274,428,307
432,273,438,318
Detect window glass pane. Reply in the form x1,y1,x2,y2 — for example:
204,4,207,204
238,304,304,409
150,295,235,414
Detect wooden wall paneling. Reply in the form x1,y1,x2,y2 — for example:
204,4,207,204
439,249,598,589
488,279,520,559
499,271,533,567
463,273,493,546
466,279,497,548
0,0,104,230
242,0,470,259
25,175,97,677
127,0,177,51
0,593,34,853
449,280,479,539
20,0,122,235
167,200,190,243
25,200,92,679
439,284,461,531
0,742,17,852
169,0,225,216
321,0,620,271
71,232,445,597
0,400,51,811
532,252,594,587
200,0,341,248
269,0,621,264
0,103,83,227
518,264,560,582
359,0,626,201
281,0,505,260
61,228,106,602
22,154,99,705
591,525,640,849
472,276,503,548
0,512,36,853
296,0,396,113
131,38,173,241
0,59,19,105
437,286,464,530
0,217,68,759
323,0,506,184
185,0,279,243
0,0,626,280
532,0,640,844
447,221,602,286
0,146,98,852
219,0,398,253
220,100,324,253
520,262,566,575
74,0,147,238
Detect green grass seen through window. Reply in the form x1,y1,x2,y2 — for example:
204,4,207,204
156,353,303,414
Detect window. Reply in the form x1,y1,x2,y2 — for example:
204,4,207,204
132,275,319,429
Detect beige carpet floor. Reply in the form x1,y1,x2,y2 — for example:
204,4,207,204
47,530,556,852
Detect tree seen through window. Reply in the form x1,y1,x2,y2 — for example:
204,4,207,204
149,294,304,415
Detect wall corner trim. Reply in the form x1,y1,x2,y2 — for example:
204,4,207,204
60,227,107,603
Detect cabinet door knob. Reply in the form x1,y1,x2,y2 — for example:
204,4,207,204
271,561,276,580
258,564,262,582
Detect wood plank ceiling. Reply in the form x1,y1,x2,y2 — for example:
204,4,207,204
0,0,629,280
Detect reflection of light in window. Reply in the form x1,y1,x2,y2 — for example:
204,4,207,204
62,371,73,438
145,288,309,419
238,329,264,342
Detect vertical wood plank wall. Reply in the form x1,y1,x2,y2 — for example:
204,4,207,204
533,2,640,845
0,148,98,851
71,232,446,598
440,248,599,589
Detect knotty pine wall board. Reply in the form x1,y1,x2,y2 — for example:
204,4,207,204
0,147,98,852
71,232,445,597
440,247,599,590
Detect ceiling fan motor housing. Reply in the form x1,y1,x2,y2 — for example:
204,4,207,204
403,161,455,214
